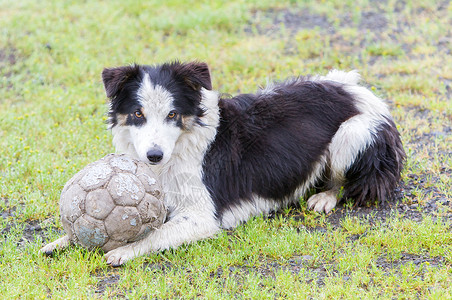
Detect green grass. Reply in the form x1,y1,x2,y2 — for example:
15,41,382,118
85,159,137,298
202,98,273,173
1,0,451,298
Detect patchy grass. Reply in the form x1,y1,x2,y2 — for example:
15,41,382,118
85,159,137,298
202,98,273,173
1,0,451,298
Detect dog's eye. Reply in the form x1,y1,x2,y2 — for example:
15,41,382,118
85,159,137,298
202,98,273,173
167,111,177,119
134,110,143,118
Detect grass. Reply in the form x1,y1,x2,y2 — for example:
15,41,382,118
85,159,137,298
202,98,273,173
1,0,451,298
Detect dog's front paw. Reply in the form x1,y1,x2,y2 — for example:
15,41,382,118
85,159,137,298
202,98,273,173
105,244,139,267
40,235,71,256
40,243,57,256
307,191,337,214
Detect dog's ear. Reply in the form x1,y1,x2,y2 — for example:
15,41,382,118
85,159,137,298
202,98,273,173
172,61,212,91
102,65,140,99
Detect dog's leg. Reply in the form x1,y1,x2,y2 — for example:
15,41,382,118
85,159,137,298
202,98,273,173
307,190,338,213
40,235,71,255
105,212,219,266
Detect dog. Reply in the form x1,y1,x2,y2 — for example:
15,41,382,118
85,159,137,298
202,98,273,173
43,61,405,266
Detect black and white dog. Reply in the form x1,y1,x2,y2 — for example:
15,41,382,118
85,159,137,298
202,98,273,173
43,61,405,265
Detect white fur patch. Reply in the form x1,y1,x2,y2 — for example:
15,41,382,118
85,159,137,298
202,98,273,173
323,69,361,85
259,79,277,95
137,74,174,108
220,196,282,229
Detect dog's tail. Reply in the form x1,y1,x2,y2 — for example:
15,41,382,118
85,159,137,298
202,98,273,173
341,116,406,205
325,70,406,206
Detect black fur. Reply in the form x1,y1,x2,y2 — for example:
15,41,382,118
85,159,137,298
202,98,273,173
202,79,360,217
125,111,146,127
103,61,210,128
102,65,143,126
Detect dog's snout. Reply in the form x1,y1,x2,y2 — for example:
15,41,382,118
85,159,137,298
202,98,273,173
147,147,164,164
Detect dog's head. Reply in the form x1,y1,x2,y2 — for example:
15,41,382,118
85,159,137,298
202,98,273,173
102,61,212,165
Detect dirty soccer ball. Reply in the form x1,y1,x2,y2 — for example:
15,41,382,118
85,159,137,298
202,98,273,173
59,154,166,252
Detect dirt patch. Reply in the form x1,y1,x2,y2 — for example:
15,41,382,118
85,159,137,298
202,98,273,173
0,48,17,66
1,218,49,246
376,253,446,270
94,271,122,296
1,199,61,246
247,8,333,36
0,47,20,90
359,11,388,32
247,7,390,35
1,218,64,246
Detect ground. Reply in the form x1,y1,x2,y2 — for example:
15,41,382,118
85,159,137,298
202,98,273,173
0,0,451,298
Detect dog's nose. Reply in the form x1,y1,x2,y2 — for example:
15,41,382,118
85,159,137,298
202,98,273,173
147,148,163,163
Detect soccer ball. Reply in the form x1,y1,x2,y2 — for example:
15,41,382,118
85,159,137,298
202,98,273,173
59,154,166,252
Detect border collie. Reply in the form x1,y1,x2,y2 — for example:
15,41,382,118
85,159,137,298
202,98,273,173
43,61,405,266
